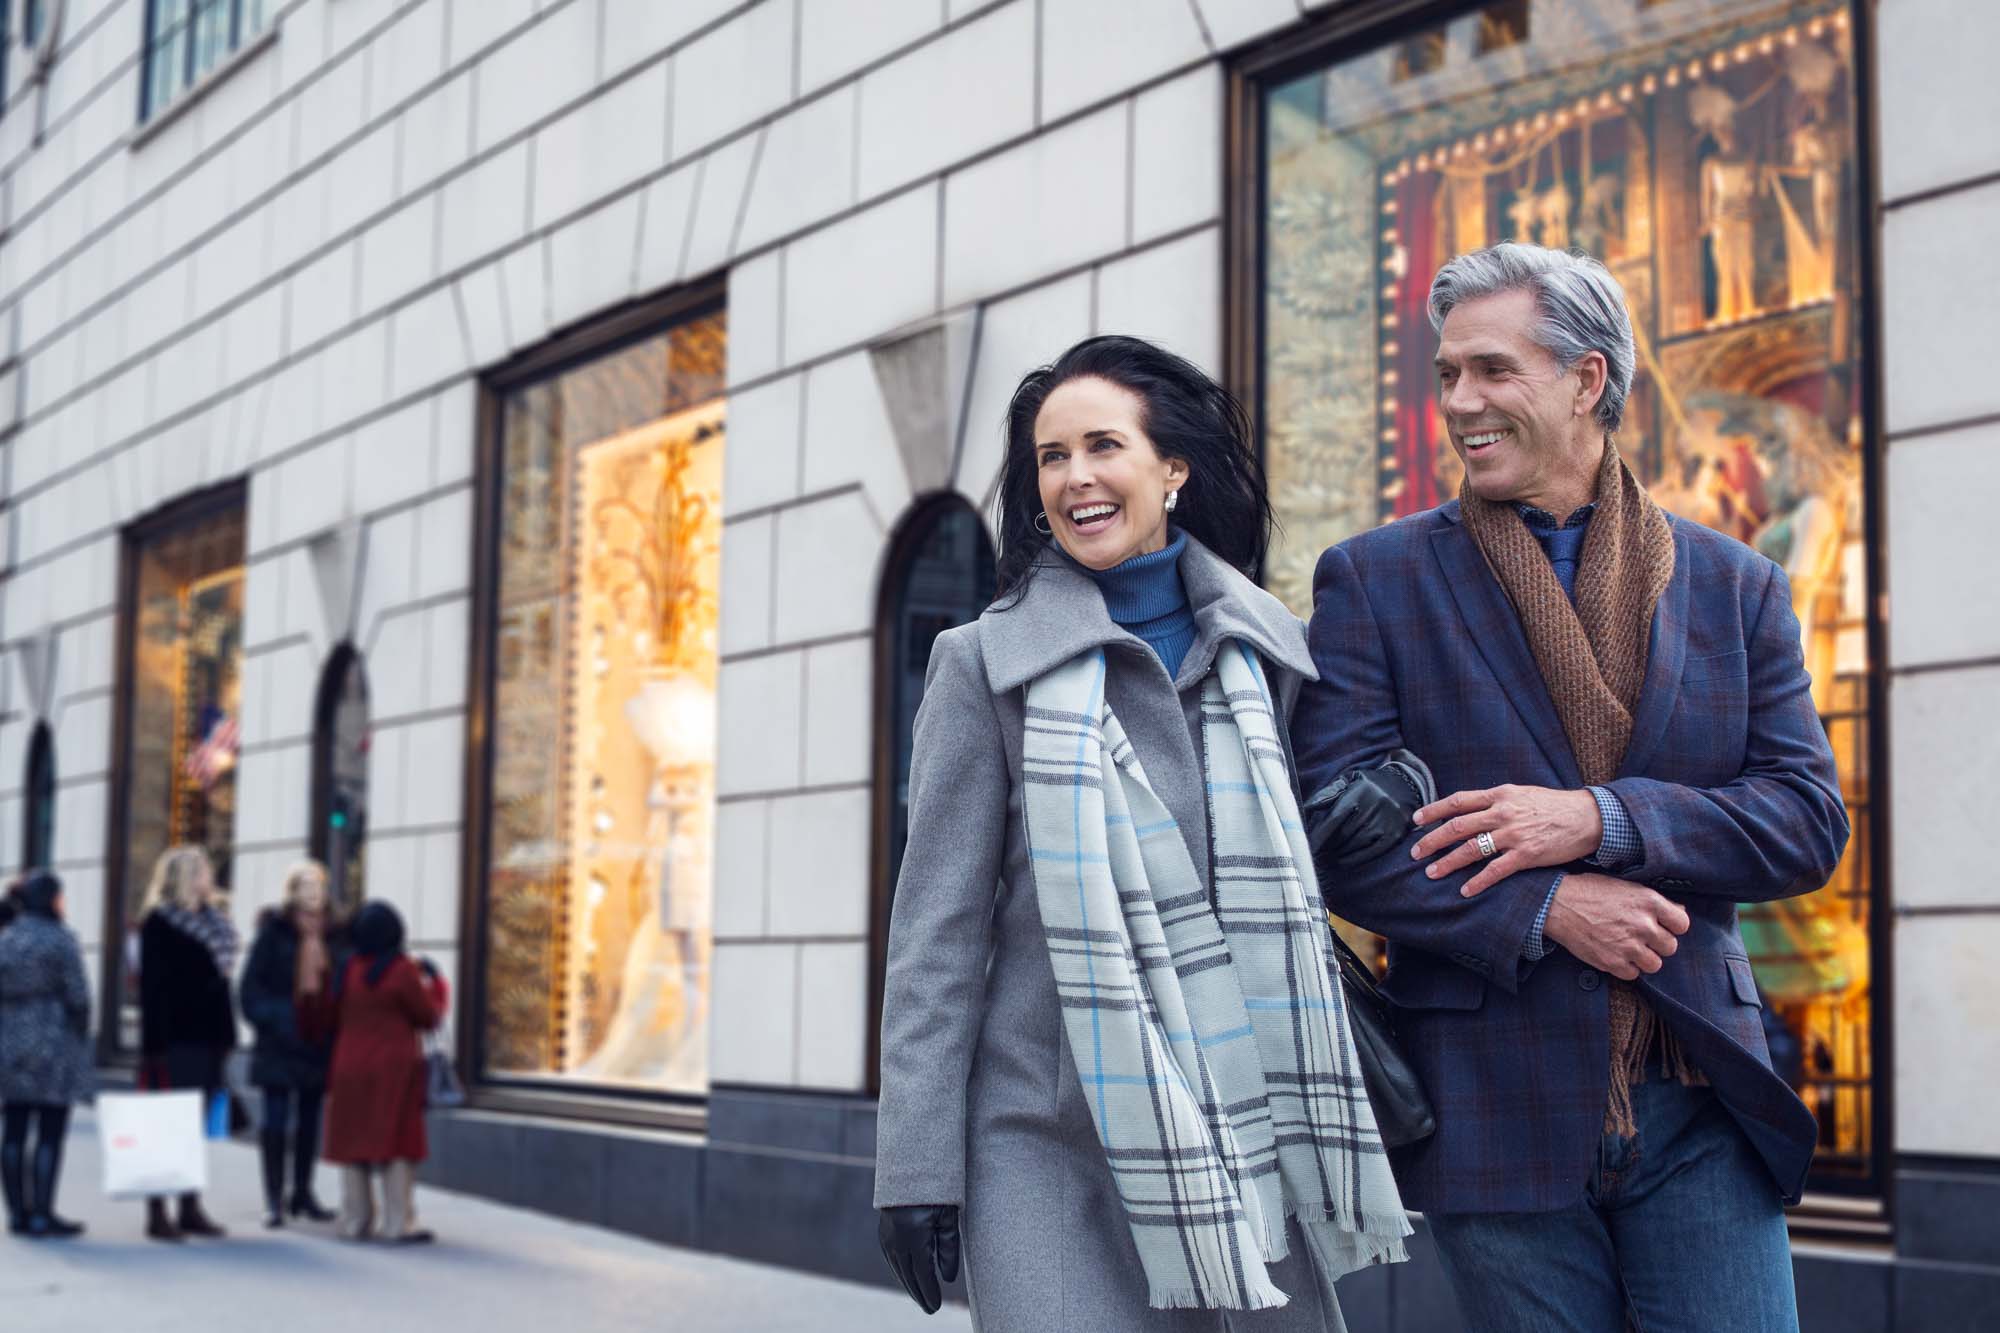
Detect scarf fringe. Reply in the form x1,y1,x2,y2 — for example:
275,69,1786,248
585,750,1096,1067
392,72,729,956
1148,1278,1291,1313
1605,985,1710,1137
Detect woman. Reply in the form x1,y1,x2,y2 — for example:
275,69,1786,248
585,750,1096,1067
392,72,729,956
874,337,1409,1330
0,873,93,1239
239,861,346,1228
137,845,237,1241
323,901,446,1245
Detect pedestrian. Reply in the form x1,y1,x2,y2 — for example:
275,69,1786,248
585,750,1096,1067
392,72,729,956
239,860,347,1228
1290,242,1849,1331
0,872,93,1240
323,901,447,1245
874,335,1410,1329
136,844,238,1242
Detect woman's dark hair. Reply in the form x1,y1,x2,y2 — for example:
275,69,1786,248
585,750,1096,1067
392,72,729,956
15,871,61,919
993,335,1275,600
350,900,406,988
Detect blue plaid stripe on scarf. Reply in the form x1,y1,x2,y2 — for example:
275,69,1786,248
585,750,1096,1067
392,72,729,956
1023,641,1408,1311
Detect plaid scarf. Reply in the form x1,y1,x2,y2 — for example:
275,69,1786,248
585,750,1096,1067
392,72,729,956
1023,641,1408,1311
159,903,241,979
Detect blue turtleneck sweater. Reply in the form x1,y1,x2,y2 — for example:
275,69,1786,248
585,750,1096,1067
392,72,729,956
1075,529,1196,678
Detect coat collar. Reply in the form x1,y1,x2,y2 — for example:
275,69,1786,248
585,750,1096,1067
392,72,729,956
1428,500,1692,783
979,533,1316,694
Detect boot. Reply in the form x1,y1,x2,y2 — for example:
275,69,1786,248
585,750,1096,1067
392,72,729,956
26,1132,83,1239
146,1197,184,1242
1,1141,28,1235
336,1166,376,1241
176,1193,227,1238
259,1129,288,1227
379,1161,433,1245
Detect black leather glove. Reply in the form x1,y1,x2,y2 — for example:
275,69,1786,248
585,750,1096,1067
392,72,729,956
1303,748,1438,874
877,1204,960,1314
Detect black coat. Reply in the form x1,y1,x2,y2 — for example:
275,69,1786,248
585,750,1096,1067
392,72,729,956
239,910,344,1089
138,912,236,1086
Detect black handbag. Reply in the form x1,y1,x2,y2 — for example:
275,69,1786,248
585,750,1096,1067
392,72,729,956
1326,927,1435,1148
1302,750,1439,1149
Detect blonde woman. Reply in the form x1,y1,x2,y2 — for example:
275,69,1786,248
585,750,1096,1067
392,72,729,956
239,860,347,1228
136,845,238,1242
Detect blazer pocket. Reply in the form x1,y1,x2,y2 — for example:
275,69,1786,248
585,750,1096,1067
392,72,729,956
1682,648,1748,686
1725,955,1762,1007
1381,958,1487,1011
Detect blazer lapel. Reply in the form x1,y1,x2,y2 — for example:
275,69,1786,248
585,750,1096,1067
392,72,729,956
1429,519,1584,787
1618,524,1691,779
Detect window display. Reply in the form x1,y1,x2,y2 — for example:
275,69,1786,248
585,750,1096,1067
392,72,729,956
113,495,248,1030
479,313,727,1096
311,647,370,913
1260,1,1872,1184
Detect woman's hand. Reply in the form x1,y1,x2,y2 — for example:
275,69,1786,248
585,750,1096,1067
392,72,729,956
1304,750,1436,873
877,1204,960,1314
1410,785,1603,897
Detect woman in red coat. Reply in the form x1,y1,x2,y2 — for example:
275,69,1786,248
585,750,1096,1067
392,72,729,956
322,902,446,1244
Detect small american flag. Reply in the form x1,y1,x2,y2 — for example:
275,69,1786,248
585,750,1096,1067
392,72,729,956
184,705,240,789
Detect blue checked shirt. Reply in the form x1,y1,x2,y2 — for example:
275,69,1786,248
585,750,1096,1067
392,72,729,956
1511,503,1646,962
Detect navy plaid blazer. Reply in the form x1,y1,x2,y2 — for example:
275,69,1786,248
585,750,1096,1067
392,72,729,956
1291,499,1849,1215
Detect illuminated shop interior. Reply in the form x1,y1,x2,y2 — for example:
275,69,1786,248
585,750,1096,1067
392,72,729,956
117,499,248,1029
481,314,727,1097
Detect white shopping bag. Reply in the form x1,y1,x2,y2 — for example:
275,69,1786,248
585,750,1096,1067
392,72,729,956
98,1091,208,1200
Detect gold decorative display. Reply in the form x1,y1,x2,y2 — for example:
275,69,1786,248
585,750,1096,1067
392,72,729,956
116,501,247,1034
481,312,728,1096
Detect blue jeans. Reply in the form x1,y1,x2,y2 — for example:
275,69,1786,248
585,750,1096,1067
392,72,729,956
1425,1075,1799,1333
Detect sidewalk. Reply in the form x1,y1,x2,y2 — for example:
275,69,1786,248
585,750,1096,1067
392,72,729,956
0,1109,970,1333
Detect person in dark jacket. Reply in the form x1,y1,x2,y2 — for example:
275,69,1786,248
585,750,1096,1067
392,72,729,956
136,845,238,1242
324,902,447,1244
0,872,93,1240
239,860,347,1228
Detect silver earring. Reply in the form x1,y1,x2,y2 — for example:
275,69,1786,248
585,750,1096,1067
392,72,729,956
1164,490,1179,514
1034,511,1053,535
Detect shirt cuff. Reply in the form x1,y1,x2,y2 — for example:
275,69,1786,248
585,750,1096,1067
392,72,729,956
1522,873,1563,961
1583,785,1643,872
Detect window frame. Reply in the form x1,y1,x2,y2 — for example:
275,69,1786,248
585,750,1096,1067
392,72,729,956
1222,0,1893,1227
138,0,264,123
98,477,249,1062
459,278,727,1132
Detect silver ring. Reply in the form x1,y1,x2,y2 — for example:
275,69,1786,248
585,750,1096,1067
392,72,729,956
1475,831,1498,859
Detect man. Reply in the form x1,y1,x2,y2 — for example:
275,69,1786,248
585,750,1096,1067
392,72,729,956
1290,243,1847,1331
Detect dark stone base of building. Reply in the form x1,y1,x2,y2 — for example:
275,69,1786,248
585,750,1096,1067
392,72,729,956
419,1092,2000,1331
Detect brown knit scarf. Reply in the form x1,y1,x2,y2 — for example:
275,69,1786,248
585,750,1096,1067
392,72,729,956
1459,441,1703,1137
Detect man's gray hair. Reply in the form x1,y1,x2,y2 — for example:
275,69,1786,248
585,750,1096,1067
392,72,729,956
1426,243,1636,434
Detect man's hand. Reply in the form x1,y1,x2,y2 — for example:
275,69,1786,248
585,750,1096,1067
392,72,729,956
1411,785,1604,896
1543,873,1690,980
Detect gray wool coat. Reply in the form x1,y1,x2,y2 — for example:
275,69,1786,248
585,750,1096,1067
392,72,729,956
0,914,95,1106
875,537,1353,1333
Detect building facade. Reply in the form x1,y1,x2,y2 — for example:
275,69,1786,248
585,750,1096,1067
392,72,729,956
0,0,1990,1327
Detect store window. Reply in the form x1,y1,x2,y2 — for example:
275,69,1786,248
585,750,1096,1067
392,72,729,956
1255,2,1873,1189
141,0,270,121
475,305,727,1098
867,494,995,1087
108,486,247,1039
310,645,369,914
22,722,55,873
